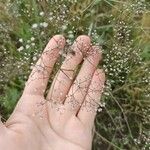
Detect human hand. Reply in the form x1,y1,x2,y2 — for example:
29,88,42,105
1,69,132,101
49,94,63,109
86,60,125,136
0,35,105,150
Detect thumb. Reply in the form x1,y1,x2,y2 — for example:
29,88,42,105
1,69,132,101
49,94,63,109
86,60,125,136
0,116,6,132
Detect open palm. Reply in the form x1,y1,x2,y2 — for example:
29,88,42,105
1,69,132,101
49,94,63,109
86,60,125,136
0,35,105,150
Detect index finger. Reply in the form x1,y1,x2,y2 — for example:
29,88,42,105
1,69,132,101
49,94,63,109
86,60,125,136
24,35,66,95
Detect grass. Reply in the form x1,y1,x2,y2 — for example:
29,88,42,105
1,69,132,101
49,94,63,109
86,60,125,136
0,0,150,149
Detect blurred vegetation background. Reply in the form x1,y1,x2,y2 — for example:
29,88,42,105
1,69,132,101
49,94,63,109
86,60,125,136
0,0,150,149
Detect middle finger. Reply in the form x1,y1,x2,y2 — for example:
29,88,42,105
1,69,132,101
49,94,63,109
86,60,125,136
46,35,91,104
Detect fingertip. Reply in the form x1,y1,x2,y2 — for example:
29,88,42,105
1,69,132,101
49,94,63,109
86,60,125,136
51,34,66,46
52,34,65,40
72,35,92,56
76,35,91,43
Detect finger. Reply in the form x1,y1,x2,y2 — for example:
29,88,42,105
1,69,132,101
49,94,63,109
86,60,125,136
64,46,102,114
78,69,105,129
47,35,91,103
24,35,65,95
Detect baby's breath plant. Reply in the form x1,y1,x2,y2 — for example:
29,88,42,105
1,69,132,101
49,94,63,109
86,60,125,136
0,0,149,149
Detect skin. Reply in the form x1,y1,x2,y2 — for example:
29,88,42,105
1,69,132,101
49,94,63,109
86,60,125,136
0,35,105,150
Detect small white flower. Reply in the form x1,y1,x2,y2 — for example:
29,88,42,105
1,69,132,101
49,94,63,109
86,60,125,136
32,23,38,29
40,22,48,28
41,31,44,35
31,43,35,46
49,12,53,16
39,11,44,16
97,108,102,112
26,44,30,49
49,17,53,21
31,37,35,41
19,38,23,43
17,46,24,52
42,22,48,28
62,25,67,30
100,102,106,107
68,34,74,39
33,56,37,61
